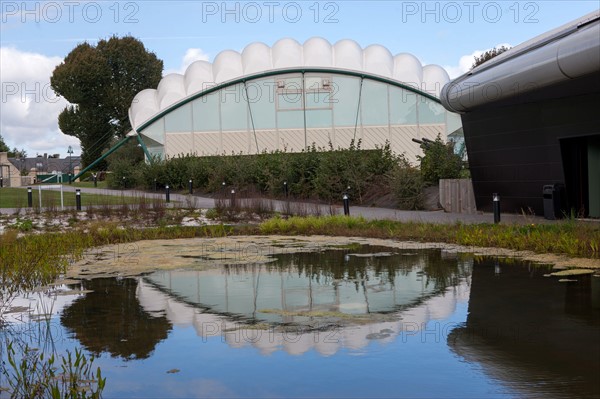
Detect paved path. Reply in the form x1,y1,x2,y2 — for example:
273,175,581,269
0,186,574,225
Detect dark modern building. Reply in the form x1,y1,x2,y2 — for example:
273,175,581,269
441,11,600,217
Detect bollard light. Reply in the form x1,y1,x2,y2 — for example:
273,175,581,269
0,176,3,188
230,189,236,208
166,185,171,203
76,189,82,211
27,187,33,208
189,179,193,195
343,193,350,216
153,178,157,192
283,181,288,198
493,193,501,224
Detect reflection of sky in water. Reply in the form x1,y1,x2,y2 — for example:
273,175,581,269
2,248,598,399
90,288,506,399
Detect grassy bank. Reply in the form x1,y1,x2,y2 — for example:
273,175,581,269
2,216,598,284
0,187,144,209
260,216,600,259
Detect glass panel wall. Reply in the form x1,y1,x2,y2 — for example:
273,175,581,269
246,78,277,130
276,73,304,129
139,71,462,159
304,73,333,129
360,79,389,126
390,86,417,125
165,103,192,133
332,76,361,127
220,83,249,131
142,119,165,144
192,92,220,132
418,97,445,124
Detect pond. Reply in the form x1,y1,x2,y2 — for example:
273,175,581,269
2,242,599,398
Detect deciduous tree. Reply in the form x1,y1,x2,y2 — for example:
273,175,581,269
51,36,163,167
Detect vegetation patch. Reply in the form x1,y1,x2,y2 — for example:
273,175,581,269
105,137,464,210
259,216,600,260
0,187,147,209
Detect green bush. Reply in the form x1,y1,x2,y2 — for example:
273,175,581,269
108,143,399,204
389,156,425,210
106,159,137,189
418,134,463,184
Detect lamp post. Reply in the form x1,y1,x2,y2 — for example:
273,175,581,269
67,145,73,184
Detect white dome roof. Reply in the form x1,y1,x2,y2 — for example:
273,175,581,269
130,37,451,130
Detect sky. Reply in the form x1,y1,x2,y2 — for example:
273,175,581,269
1,0,598,157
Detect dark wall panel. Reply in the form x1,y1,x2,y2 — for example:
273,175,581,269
462,90,600,214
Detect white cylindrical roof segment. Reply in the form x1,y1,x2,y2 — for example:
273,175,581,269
271,38,304,69
184,60,214,95
303,37,333,67
157,74,186,109
422,65,450,98
129,37,452,130
333,39,363,71
130,89,160,129
242,42,273,76
393,53,423,89
212,50,244,84
362,44,394,78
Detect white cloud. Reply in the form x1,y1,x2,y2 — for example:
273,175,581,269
164,48,210,75
0,46,80,157
444,43,512,79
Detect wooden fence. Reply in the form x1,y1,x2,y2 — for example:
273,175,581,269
439,179,477,214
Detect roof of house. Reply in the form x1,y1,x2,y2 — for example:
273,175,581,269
8,155,82,174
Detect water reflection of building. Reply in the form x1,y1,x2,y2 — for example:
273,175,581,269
137,277,471,356
448,259,600,399
143,250,469,322
136,250,472,356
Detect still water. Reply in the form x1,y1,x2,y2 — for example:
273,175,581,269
2,245,599,398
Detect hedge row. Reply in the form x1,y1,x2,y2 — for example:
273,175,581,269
109,142,401,203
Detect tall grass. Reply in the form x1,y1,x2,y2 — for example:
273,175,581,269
259,216,600,259
2,342,106,399
0,224,233,321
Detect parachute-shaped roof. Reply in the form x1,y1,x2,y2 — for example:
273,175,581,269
130,37,450,130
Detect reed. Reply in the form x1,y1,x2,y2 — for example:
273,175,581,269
259,216,600,259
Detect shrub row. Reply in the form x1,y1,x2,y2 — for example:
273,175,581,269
108,142,400,204
107,138,464,209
